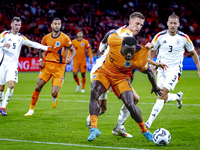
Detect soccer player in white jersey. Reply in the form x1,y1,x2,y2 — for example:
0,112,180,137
86,12,168,138
0,17,51,116
145,14,200,129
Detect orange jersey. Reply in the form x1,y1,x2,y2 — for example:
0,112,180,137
41,32,72,64
102,33,149,78
68,38,92,63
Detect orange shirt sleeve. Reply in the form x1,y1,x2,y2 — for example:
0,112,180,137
86,40,93,60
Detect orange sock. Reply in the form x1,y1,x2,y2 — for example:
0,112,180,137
30,89,40,110
137,121,148,133
82,77,86,89
74,76,80,85
90,115,98,129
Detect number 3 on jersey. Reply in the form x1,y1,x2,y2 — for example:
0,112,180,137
168,45,172,52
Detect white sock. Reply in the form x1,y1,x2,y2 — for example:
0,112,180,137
52,97,57,103
147,99,164,127
2,88,14,108
0,91,4,107
166,93,179,102
117,104,130,125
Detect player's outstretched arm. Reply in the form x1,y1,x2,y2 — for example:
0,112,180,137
147,58,168,71
142,69,163,96
99,29,116,52
23,39,51,51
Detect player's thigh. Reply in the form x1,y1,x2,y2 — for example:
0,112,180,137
38,68,52,83
52,64,65,88
80,62,87,73
158,70,179,91
112,77,132,99
0,65,6,85
4,65,18,83
91,71,110,90
73,63,80,72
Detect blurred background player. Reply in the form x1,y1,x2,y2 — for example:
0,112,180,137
0,16,51,116
145,14,200,129
67,29,93,93
24,17,76,116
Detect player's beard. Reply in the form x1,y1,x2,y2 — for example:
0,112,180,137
53,28,60,33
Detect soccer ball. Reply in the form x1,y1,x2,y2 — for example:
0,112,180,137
153,128,171,146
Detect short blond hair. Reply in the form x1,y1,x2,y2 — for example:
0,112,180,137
168,15,179,21
129,12,145,20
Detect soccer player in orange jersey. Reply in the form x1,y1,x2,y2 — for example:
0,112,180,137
87,30,163,142
67,29,93,93
24,17,76,116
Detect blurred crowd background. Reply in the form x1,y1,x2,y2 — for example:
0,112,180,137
0,0,200,57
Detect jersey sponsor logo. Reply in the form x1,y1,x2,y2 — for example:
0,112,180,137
92,74,97,79
124,61,132,67
8,38,12,41
55,41,61,47
162,40,167,43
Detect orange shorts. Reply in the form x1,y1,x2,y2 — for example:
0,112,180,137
38,61,65,87
73,62,87,73
91,69,132,98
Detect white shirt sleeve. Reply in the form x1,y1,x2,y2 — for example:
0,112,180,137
0,32,5,48
22,38,48,51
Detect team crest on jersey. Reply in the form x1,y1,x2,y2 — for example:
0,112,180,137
55,41,61,47
124,61,132,67
176,39,181,45
81,42,85,47
92,74,97,79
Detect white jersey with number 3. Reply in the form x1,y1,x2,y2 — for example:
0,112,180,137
151,30,194,68
151,30,194,90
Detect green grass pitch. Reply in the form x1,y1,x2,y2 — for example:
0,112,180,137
0,70,200,150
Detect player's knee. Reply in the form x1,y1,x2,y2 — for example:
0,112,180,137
35,85,43,92
8,85,15,89
158,89,168,101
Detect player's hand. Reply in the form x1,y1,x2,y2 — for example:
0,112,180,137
47,46,52,50
145,42,154,50
150,65,156,73
90,60,93,64
66,59,71,65
99,42,107,52
151,86,163,96
3,43,10,49
154,62,168,71
39,61,44,69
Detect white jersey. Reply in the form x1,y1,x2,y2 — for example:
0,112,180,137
0,30,48,66
90,25,133,80
151,30,194,68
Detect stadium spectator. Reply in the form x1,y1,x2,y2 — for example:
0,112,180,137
0,0,200,57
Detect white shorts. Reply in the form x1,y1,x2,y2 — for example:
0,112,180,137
0,64,18,85
157,67,181,91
